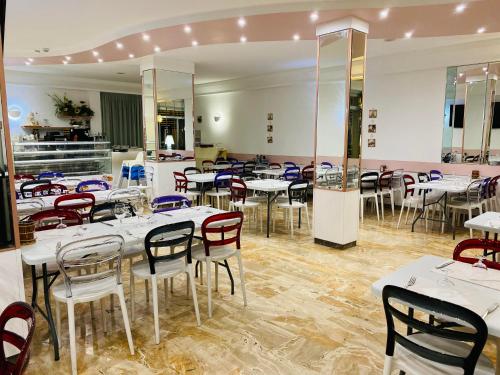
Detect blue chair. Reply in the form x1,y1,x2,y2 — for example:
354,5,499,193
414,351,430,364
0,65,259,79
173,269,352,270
320,162,333,169
38,171,64,180
151,195,191,213
429,170,443,181
76,180,110,193
205,171,232,209
282,167,300,181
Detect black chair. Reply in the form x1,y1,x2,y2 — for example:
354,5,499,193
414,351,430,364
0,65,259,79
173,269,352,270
243,161,256,174
382,285,493,375
275,179,310,236
89,201,136,223
184,167,201,175
360,172,379,222
20,179,52,199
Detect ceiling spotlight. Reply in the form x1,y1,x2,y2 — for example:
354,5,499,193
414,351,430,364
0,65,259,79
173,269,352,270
240,36,247,43
97,58,103,63
25,61,31,65
64,56,71,61
62,60,68,65
154,46,161,52
404,31,413,39
310,11,319,22
27,57,34,62
184,25,192,34
293,33,300,41
459,73,464,77
92,50,99,57
116,42,124,49
128,53,135,58
237,17,246,28
477,27,486,33
455,3,466,13
482,67,488,71
379,8,390,19
192,40,198,46
142,33,150,41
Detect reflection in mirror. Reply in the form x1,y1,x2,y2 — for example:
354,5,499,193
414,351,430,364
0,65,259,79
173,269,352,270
485,62,500,165
142,69,156,160
441,67,457,163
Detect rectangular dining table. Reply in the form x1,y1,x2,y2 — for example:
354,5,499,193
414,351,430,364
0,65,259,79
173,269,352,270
22,206,224,361
372,255,500,374
15,174,109,192
465,211,500,239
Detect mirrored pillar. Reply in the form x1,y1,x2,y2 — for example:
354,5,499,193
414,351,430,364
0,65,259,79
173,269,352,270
313,18,368,249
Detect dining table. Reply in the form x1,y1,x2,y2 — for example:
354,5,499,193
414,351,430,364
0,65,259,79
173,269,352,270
372,255,500,374
465,211,500,240
15,174,110,192
22,206,224,361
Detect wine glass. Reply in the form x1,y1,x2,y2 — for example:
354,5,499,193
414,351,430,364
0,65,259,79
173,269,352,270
133,200,145,223
473,256,488,270
56,217,67,229
113,202,128,224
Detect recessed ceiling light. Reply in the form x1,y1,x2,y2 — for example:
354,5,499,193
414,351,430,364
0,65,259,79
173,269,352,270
64,56,71,61
404,31,413,39
116,42,124,49
455,3,466,13
485,71,489,74
25,61,31,65
192,40,198,46
142,33,150,41
154,46,161,52
310,11,319,22
92,50,99,56
482,67,488,71
237,17,246,28
184,25,192,34
379,8,390,19
97,58,103,63
27,57,34,62
128,53,135,58
477,27,486,33
62,60,68,65
293,33,300,41
459,73,464,77
240,36,247,43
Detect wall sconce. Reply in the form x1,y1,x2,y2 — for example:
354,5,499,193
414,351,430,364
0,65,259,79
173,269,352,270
213,113,222,123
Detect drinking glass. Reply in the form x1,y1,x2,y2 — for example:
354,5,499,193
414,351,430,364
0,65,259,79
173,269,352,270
56,217,67,229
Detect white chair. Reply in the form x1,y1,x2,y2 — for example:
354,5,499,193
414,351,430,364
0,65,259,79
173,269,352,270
359,172,380,223
397,174,423,229
205,171,232,209
192,211,247,318
53,235,134,375
274,180,311,237
228,178,262,230
391,169,405,203
449,179,486,238
378,171,395,220
131,221,201,344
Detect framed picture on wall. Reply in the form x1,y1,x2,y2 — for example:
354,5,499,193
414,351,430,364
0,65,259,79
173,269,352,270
369,109,378,119
368,124,376,133
267,136,273,143
267,124,273,132
267,113,273,121
368,139,376,148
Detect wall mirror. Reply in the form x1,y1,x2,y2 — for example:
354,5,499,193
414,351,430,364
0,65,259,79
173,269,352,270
315,29,366,191
142,68,194,161
442,61,499,165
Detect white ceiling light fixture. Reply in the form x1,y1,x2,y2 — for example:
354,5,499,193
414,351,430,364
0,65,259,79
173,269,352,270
92,50,99,56
237,17,246,28
192,40,198,46
240,36,247,43
24,61,31,65
379,8,390,19
293,33,300,41
404,31,414,39
62,60,68,65
128,53,135,58
477,27,486,33
27,57,34,62
310,11,319,22
116,42,124,49
154,46,161,53
455,3,466,13
184,25,192,34
64,56,71,61
142,33,150,41
97,58,103,63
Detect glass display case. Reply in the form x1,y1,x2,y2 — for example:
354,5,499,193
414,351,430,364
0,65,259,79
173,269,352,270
12,141,112,176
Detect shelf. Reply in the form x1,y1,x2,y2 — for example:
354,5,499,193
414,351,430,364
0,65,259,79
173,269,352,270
14,141,110,146
14,157,108,165
22,125,89,131
13,149,111,156
57,115,93,120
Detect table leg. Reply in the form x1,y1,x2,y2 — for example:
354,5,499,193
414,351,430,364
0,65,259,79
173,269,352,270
495,337,500,375
412,190,427,232
42,264,59,361
267,192,272,238
30,266,38,310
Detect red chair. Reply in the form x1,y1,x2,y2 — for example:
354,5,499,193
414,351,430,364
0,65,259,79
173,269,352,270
0,301,35,375
14,174,35,181
29,209,83,231
173,172,201,203
202,160,214,173
54,193,95,219
192,211,246,317
31,183,68,197
453,239,500,269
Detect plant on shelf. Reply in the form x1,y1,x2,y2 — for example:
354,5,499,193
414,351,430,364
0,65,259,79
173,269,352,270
48,93,95,118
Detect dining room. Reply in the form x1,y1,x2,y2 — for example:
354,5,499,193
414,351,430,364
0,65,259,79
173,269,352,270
1,1,500,374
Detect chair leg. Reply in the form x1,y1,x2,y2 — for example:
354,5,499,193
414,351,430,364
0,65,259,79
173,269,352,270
383,355,393,375
170,247,174,293
380,194,385,220
117,285,134,355
305,205,311,233
206,259,212,318
101,298,107,334
199,261,204,285
130,259,135,322
404,201,411,224
236,252,247,307
397,200,406,229
468,207,473,238
164,279,169,306
360,197,364,223
151,275,160,344
390,191,395,216
289,208,294,237
374,197,380,221
67,300,77,375
187,263,201,326
55,300,62,344
215,262,219,292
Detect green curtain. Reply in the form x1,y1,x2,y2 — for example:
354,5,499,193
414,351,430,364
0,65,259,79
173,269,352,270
100,92,143,147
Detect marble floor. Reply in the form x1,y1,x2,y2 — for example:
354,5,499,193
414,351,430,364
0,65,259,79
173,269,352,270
23,207,494,374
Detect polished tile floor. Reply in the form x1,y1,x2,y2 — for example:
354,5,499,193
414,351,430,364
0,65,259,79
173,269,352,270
24,208,494,374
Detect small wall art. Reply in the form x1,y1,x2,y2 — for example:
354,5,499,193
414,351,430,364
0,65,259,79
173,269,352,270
368,139,376,148
368,124,376,133
368,109,378,119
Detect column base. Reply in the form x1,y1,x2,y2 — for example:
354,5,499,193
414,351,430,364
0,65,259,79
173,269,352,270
314,238,356,250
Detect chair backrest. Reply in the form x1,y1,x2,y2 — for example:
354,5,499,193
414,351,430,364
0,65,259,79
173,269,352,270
453,239,500,270
89,201,135,223
182,156,194,161
202,160,214,172
173,172,188,192
56,235,125,298
31,183,69,197
54,192,96,213
324,168,340,186
215,160,230,166
0,301,35,375
429,169,443,181
17,198,45,212
465,179,483,203
391,169,404,188
215,157,225,163
402,174,415,198
14,174,35,181
320,162,333,169
488,175,499,199
214,171,233,191
151,195,191,213
144,221,195,274
200,212,243,256
76,180,110,193
379,171,394,191
269,163,282,169
130,165,146,182
287,180,309,205
417,172,430,183
283,161,297,169
480,177,491,200
283,167,300,181
231,162,244,174
382,285,488,375
107,187,142,203
184,167,201,175
301,165,314,181
37,171,63,180
360,171,378,194
29,209,83,231
20,180,51,199
243,161,256,173
227,157,238,163
230,178,248,204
